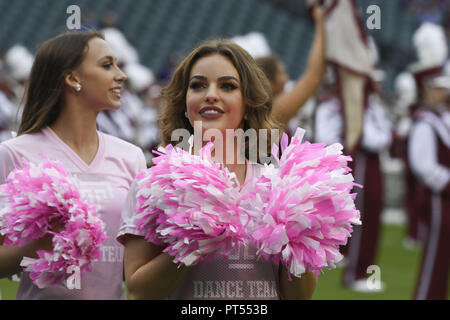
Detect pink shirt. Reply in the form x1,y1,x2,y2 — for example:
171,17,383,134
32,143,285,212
0,127,146,300
117,161,281,300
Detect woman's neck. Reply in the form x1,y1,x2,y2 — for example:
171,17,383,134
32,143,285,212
204,134,247,186
50,103,99,164
225,161,247,186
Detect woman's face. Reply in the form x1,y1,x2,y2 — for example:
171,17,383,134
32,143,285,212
74,37,127,111
186,54,245,133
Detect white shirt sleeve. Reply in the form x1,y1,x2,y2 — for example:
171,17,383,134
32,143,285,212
116,180,145,244
0,145,16,184
442,110,450,129
362,98,393,152
315,99,343,145
0,145,17,227
408,121,450,192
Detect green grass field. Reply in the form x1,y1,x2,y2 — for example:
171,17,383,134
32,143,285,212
0,223,436,300
313,223,422,300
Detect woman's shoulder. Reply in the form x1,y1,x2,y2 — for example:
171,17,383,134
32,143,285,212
1,131,47,155
0,132,48,180
99,132,147,172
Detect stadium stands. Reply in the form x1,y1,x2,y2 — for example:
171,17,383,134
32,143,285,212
0,0,419,92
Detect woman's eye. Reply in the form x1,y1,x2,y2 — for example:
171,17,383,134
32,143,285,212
221,83,237,90
103,63,113,69
189,82,204,90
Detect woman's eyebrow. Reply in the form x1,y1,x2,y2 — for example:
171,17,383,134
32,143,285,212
218,76,240,83
97,55,116,63
190,75,207,81
189,75,240,82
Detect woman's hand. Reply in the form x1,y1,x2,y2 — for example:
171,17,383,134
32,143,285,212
123,235,188,300
279,267,318,300
0,218,64,278
22,217,64,258
272,0,326,125
312,4,325,23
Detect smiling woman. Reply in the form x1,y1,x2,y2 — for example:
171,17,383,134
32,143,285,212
0,31,147,300
160,39,282,169
187,55,245,130
117,39,318,300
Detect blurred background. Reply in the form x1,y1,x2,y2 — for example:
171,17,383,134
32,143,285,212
0,0,449,300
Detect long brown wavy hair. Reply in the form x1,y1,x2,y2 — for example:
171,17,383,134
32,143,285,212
159,39,283,163
18,30,104,135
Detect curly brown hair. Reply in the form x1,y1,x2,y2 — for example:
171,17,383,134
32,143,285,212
159,39,283,163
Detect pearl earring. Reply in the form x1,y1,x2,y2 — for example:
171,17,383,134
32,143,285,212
185,112,188,118
75,84,82,92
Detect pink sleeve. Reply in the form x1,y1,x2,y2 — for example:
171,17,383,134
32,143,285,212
116,146,147,245
0,145,17,184
116,180,146,245
136,149,147,175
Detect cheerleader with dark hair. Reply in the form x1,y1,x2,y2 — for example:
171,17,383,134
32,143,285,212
0,31,146,300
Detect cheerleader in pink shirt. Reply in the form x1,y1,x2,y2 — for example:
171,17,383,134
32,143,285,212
0,31,146,299
117,39,318,300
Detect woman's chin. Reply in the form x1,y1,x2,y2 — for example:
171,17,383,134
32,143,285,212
193,120,243,133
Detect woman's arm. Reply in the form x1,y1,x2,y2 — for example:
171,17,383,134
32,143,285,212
0,233,53,278
273,6,326,125
123,234,187,300
279,266,318,300
0,144,59,279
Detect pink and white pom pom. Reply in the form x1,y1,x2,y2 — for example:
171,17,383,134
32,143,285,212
243,128,361,278
135,141,249,266
0,157,106,288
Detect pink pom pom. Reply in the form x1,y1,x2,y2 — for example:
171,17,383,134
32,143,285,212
0,157,107,288
135,143,249,266
243,128,361,278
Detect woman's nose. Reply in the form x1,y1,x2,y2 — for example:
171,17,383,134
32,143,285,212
205,85,219,103
116,68,128,83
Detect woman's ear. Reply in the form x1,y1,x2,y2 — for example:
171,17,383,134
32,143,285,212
64,71,82,91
